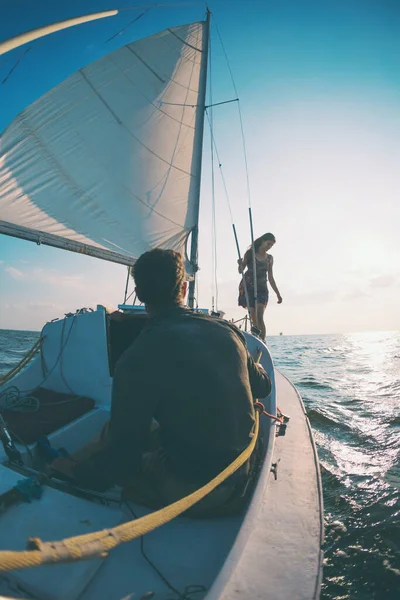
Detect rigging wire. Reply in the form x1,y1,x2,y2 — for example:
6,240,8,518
207,30,219,312
127,291,138,304
205,110,252,320
105,8,151,43
118,2,204,9
15,314,77,397
1,32,60,85
193,265,199,309
215,22,258,313
123,267,131,304
215,24,252,209
123,267,138,304
1,47,31,85
1,3,193,84
205,113,232,221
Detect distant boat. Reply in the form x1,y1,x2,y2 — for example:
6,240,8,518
0,9,323,600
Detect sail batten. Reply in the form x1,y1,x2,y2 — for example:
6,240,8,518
0,22,207,270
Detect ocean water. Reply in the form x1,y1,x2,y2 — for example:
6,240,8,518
269,331,400,600
0,328,399,599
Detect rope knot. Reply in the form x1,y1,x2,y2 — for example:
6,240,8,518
254,401,284,424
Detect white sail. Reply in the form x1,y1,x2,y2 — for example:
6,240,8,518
0,22,207,269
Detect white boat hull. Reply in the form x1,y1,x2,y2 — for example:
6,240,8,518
0,307,323,599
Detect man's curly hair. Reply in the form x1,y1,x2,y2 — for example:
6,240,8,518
132,249,186,307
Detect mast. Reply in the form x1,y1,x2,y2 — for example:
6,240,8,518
188,9,210,308
0,10,118,56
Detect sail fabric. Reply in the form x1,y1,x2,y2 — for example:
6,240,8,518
0,22,206,268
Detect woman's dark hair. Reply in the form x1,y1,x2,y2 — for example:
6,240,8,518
132,248,186,307
244,232,275,261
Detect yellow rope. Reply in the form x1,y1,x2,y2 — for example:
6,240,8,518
0,347,265,572
0,412,260,572
0,338,44,386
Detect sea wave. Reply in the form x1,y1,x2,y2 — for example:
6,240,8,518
1,328,399,600
378,380,400,393
307,408,342,428
296,376,334,391
272,331,400,600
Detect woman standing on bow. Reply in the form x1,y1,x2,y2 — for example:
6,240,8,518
238,232,282,340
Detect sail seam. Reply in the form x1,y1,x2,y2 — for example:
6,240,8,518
120,122,194,176
155,29,201,94
62,71,196,177
14,113,190,232
50,114,189,230
126,46,165,83
29,69,195,134
144,26,200,211
161,36,200,66
79,70,122,124
78,68,196,177
145,32,201,94
111,57,195,130
120,189,188,229
167,29,203,53
14,114,184,243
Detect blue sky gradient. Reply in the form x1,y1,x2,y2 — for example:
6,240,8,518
1,0,399,334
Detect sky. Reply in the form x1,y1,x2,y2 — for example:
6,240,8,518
0,0,399,335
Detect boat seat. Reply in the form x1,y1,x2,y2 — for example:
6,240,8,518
1,387,95,445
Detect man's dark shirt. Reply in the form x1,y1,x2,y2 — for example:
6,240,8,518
106,307,271,484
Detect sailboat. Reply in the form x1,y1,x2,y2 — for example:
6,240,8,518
0,8,323,600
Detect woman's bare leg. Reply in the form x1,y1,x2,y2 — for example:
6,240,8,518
249,307,258,332
256,303,267,340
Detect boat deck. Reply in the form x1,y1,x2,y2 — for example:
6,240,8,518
0,311,323,600
0,369,323,600
212,370,324,600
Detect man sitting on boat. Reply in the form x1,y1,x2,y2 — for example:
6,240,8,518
51,249,271,517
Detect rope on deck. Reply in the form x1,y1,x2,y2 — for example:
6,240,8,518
0,411,260,571
0,350,268,572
